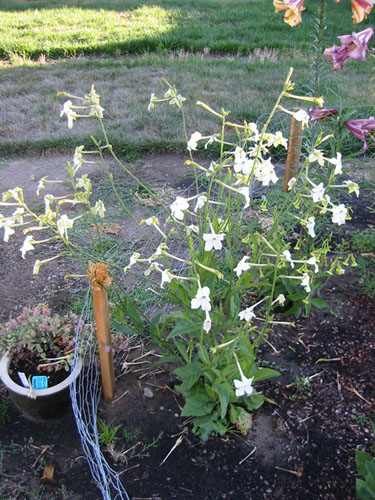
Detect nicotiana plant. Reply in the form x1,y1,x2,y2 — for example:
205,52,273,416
0,70,359,439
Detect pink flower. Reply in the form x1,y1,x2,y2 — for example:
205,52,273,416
309,107,338,122
345,117,375,151
324,27,374,70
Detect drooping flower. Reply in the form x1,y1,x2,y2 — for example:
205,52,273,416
309,107,338,122
293,109,310,129
328,152,343,175
1,220,15,242
307,256,319,273
56,214,74,237
187,131,202,151
324,27,374,70
282,249,295,268
60,100,77,129
233,356,255,397
306,216,316,238
191,285,211,312
287,177,297,191
343,180,360,197
273,0,306,27
234,256,251,277
277,294,286,306
20,235,35,258
344,117,375,152
238,307,256,322
311,183,325,203
203,311,212,333
170,196,189,220
203,230,225,251
301,272,311,293
308,149,325,166
194,194,207,212
331,204,348,225
161,268,173,288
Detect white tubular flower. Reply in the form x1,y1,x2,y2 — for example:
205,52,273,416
237,186,250,209
308,149,325,166
36,177,48,195
234,256,251,277
265,131,288,149
307,256,319,273
301,273,311,293
238,307,256,322
203,230,225,251
93,200,106,218
311,183,325,203
233,357,255,397
76,174,91,193
33,259,41,275
293,109,310,129
56,215,74,237
306,216,316,238
276,294,286,306
194,194,207,212
187,131,202,151
203,311,212,333
233,147,254,176
60,100,77,129
89,103,104,119
331,204,348,225
287,177,297,191
124,252,140,272
343,180,360,197
187,224,199,235
254,158,278,186
161,268,173,288
20,235,35,258
73,146,85,173
328,152,342,175
191,285,211,312
282,249,295,268
170,196,189,220
2,220,15,242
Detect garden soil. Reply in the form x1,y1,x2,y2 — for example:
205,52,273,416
0,153,375,500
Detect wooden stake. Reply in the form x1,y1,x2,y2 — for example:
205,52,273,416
283,110,303,192
88,263,115,401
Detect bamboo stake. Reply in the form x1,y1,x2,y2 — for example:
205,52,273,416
88,263,115,401
283,110,303,192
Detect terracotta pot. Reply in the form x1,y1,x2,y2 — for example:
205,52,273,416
0,352,83,422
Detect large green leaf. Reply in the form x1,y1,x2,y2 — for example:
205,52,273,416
174,362,204,392
181,393,216,417
253,367,280,382
213,383,231,419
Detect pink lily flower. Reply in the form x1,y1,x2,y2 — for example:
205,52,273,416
345,117,375,152
309,107,338,122
324,26,374,70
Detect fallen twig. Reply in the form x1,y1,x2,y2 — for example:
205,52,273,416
275,466,303,478
239,445,257,465
159,436,183,466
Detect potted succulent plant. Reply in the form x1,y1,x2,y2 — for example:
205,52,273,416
0,304,85,421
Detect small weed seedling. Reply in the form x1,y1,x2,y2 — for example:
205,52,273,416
289,372,323,400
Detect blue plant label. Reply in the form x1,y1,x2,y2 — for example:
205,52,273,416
32,376,48,390
18,372,30,388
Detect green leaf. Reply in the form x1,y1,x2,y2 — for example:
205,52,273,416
253,367,280,382
181,393,216,417
173,340,189,362
124,297,144,330
229,405,252,435
197,344,209,365
174,362,204,392
243,394,264,411
356,450,373,477
213,383,231,419
111,320,138,336
310,298,328,309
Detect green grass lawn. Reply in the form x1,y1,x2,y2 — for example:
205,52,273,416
0,0,361,59
0,0,374,156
